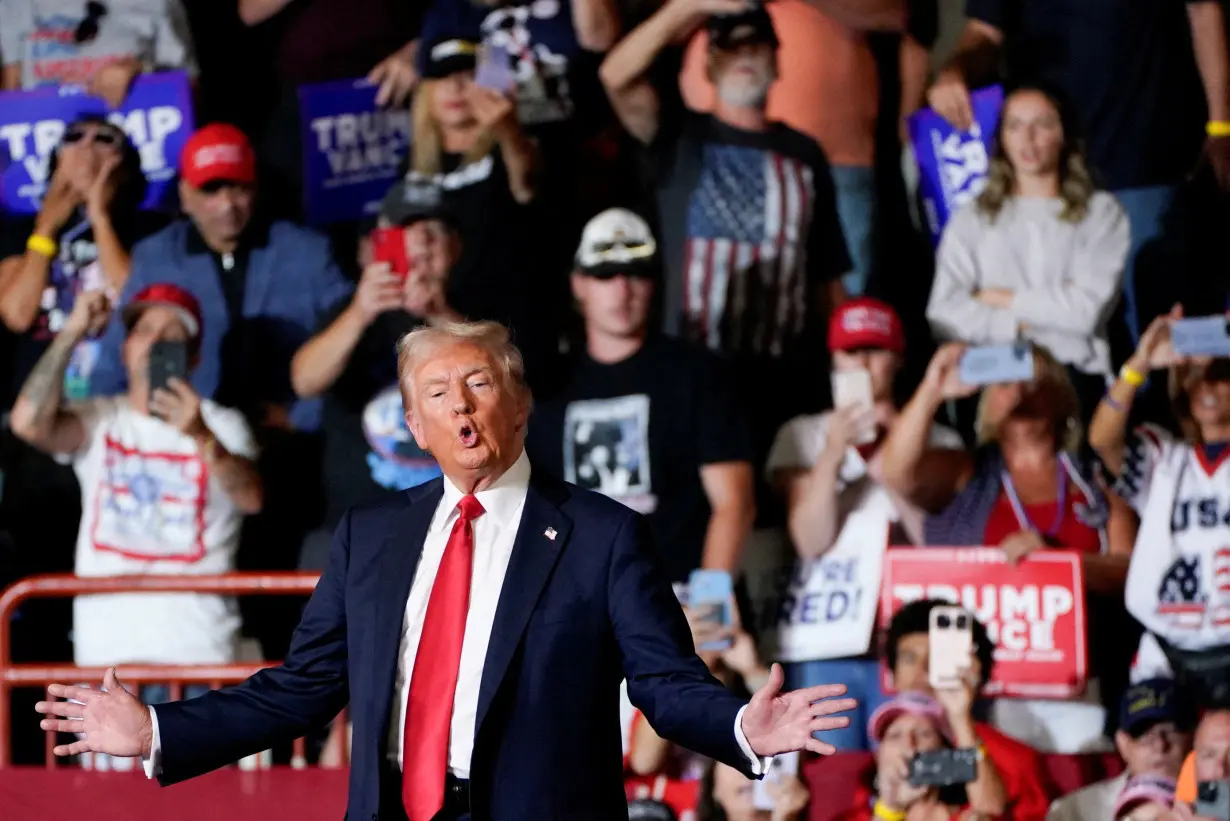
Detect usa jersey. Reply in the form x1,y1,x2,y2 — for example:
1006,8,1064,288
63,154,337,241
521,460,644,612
1120,424,1230,651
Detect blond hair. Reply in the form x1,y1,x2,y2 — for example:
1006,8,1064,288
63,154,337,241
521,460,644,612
396,320,532,408
410,80,495,176
974,344,1083,452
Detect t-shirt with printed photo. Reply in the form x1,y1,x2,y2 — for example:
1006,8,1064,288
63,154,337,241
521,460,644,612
69,394,256,666
0,0,196,89
526,336,753,582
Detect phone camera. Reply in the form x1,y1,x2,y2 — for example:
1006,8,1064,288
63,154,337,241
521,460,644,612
936,615,951,629
956,615,968,629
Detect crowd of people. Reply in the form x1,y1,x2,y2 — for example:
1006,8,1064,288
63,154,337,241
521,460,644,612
1,0,1230,819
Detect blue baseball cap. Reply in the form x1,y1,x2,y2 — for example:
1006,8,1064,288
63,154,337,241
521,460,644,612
1120,679,1189,737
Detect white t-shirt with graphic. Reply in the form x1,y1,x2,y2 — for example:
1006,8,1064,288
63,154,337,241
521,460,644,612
0,0,196,89
69,396,255,666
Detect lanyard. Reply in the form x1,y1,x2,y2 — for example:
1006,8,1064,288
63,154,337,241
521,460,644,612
1001,459,1068,539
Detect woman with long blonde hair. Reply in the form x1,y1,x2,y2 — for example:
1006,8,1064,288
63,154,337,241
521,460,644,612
926,85,1130,416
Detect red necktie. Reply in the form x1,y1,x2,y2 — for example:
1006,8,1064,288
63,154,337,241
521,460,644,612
402,494,485,821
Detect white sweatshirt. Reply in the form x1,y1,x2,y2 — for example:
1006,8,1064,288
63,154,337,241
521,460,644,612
927,192,1130,376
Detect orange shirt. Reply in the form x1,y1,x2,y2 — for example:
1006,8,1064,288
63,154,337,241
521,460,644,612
677,0,880,167
1177,752,1197,803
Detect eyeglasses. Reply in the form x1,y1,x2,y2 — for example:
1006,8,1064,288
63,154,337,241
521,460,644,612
74,1,108,45
61,125,122,146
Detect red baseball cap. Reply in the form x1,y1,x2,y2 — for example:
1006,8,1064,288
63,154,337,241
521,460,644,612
121,283,203,340
180,123,256,188
828,297,905,354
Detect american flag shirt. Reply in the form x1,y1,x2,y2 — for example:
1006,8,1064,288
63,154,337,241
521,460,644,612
662,116,848,360
1120,424,1230,648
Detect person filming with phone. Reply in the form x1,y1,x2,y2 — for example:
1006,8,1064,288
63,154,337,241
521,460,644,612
836,692,1006,821
1089,308,1230,693
882,342,1135,753
8,284,261,723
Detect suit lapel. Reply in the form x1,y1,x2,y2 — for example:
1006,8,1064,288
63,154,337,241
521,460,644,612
474,479,572,737
371,480,443,745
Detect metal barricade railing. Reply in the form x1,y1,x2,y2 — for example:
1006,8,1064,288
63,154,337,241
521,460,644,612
0,572,349,769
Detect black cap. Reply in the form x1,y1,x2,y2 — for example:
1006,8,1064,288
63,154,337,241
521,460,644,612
707,3,778,51
378,176,457,229
1119,679,1195,738
419,36,479,80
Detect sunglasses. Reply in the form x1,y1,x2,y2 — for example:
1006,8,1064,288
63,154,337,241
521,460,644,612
74,1,108,45
61,125,122,146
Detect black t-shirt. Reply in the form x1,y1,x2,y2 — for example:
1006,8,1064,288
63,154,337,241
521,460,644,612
965,0,1209,189
525,336,753,582
0,209,163,409
319,308,441,529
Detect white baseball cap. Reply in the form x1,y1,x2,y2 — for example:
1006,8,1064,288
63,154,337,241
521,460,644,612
574,208,659,277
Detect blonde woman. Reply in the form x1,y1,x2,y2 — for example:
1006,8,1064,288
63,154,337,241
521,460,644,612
379,35,551,374
926,86,1130,412
881,342,1136,753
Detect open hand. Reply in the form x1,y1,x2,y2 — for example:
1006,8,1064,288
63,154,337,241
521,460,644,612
150,377,206,438
35,667,153,759
89,58,140,109
740,665,856,757
368,42,419,107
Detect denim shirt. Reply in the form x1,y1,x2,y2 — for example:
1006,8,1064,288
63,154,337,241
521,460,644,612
89,219,354,432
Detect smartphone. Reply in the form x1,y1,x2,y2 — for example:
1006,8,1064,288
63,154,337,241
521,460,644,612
1171,317,1230,358
909,749,979,788
475,44,514,93
958,343,1034,386
369,225,411,280
688,569,733,652
1198,782,1230,821
928,605,973,690
753,750,799,811
831,368,875,444
148,340,188,420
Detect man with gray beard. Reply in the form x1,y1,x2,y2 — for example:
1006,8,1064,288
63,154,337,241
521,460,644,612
600,0,850,530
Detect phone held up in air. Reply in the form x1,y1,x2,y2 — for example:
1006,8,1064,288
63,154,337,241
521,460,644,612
148,340,188,418
1198,782,1230,821
831,367,876,444
369,225,412,281
688,568,733,652
928,605,973,691
908,749,979,788
958,343,1034,387
475,43,515,94
1171,316,1230,359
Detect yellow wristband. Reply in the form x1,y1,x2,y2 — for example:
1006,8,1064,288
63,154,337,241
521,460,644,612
26,234,57,258
1208,120,1230,138
874,801,908,821
1119,365,1146,388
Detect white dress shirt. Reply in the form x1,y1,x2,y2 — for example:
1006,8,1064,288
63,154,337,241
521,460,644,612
145,449,767,778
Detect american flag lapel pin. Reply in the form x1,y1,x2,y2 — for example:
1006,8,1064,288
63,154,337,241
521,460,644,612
544,527,557,541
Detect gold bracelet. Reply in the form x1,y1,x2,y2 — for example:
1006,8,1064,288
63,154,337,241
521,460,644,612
1119,365,1146,388
873,801,907,821
1208,120,1230,138
26,234,57,258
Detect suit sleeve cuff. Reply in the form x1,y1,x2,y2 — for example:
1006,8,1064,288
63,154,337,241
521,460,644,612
733,704,773,777
142,706,162,779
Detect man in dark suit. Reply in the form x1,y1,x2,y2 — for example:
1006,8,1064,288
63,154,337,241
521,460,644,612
36,320,855,821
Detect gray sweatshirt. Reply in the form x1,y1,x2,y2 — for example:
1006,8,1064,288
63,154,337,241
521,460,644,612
926,192,1130,376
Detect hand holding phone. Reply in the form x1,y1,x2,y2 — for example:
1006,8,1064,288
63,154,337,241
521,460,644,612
1197,781,1230,821
148,340,188,400
928,606,973,690
831,368,876,444
958,343,1034,387
475,44,514,94
1171,316,1230,358
687,569,733,652
908,749,979,788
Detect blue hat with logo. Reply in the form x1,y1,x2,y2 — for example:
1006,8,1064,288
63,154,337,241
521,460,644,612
1120,679,1189,737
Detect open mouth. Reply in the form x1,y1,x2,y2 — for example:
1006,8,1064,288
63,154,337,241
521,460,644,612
458,423,479,448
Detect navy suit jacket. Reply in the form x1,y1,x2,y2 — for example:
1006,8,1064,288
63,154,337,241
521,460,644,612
152,470,753,820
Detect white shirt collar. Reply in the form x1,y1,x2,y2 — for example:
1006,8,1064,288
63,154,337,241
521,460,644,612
431,449,532,532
